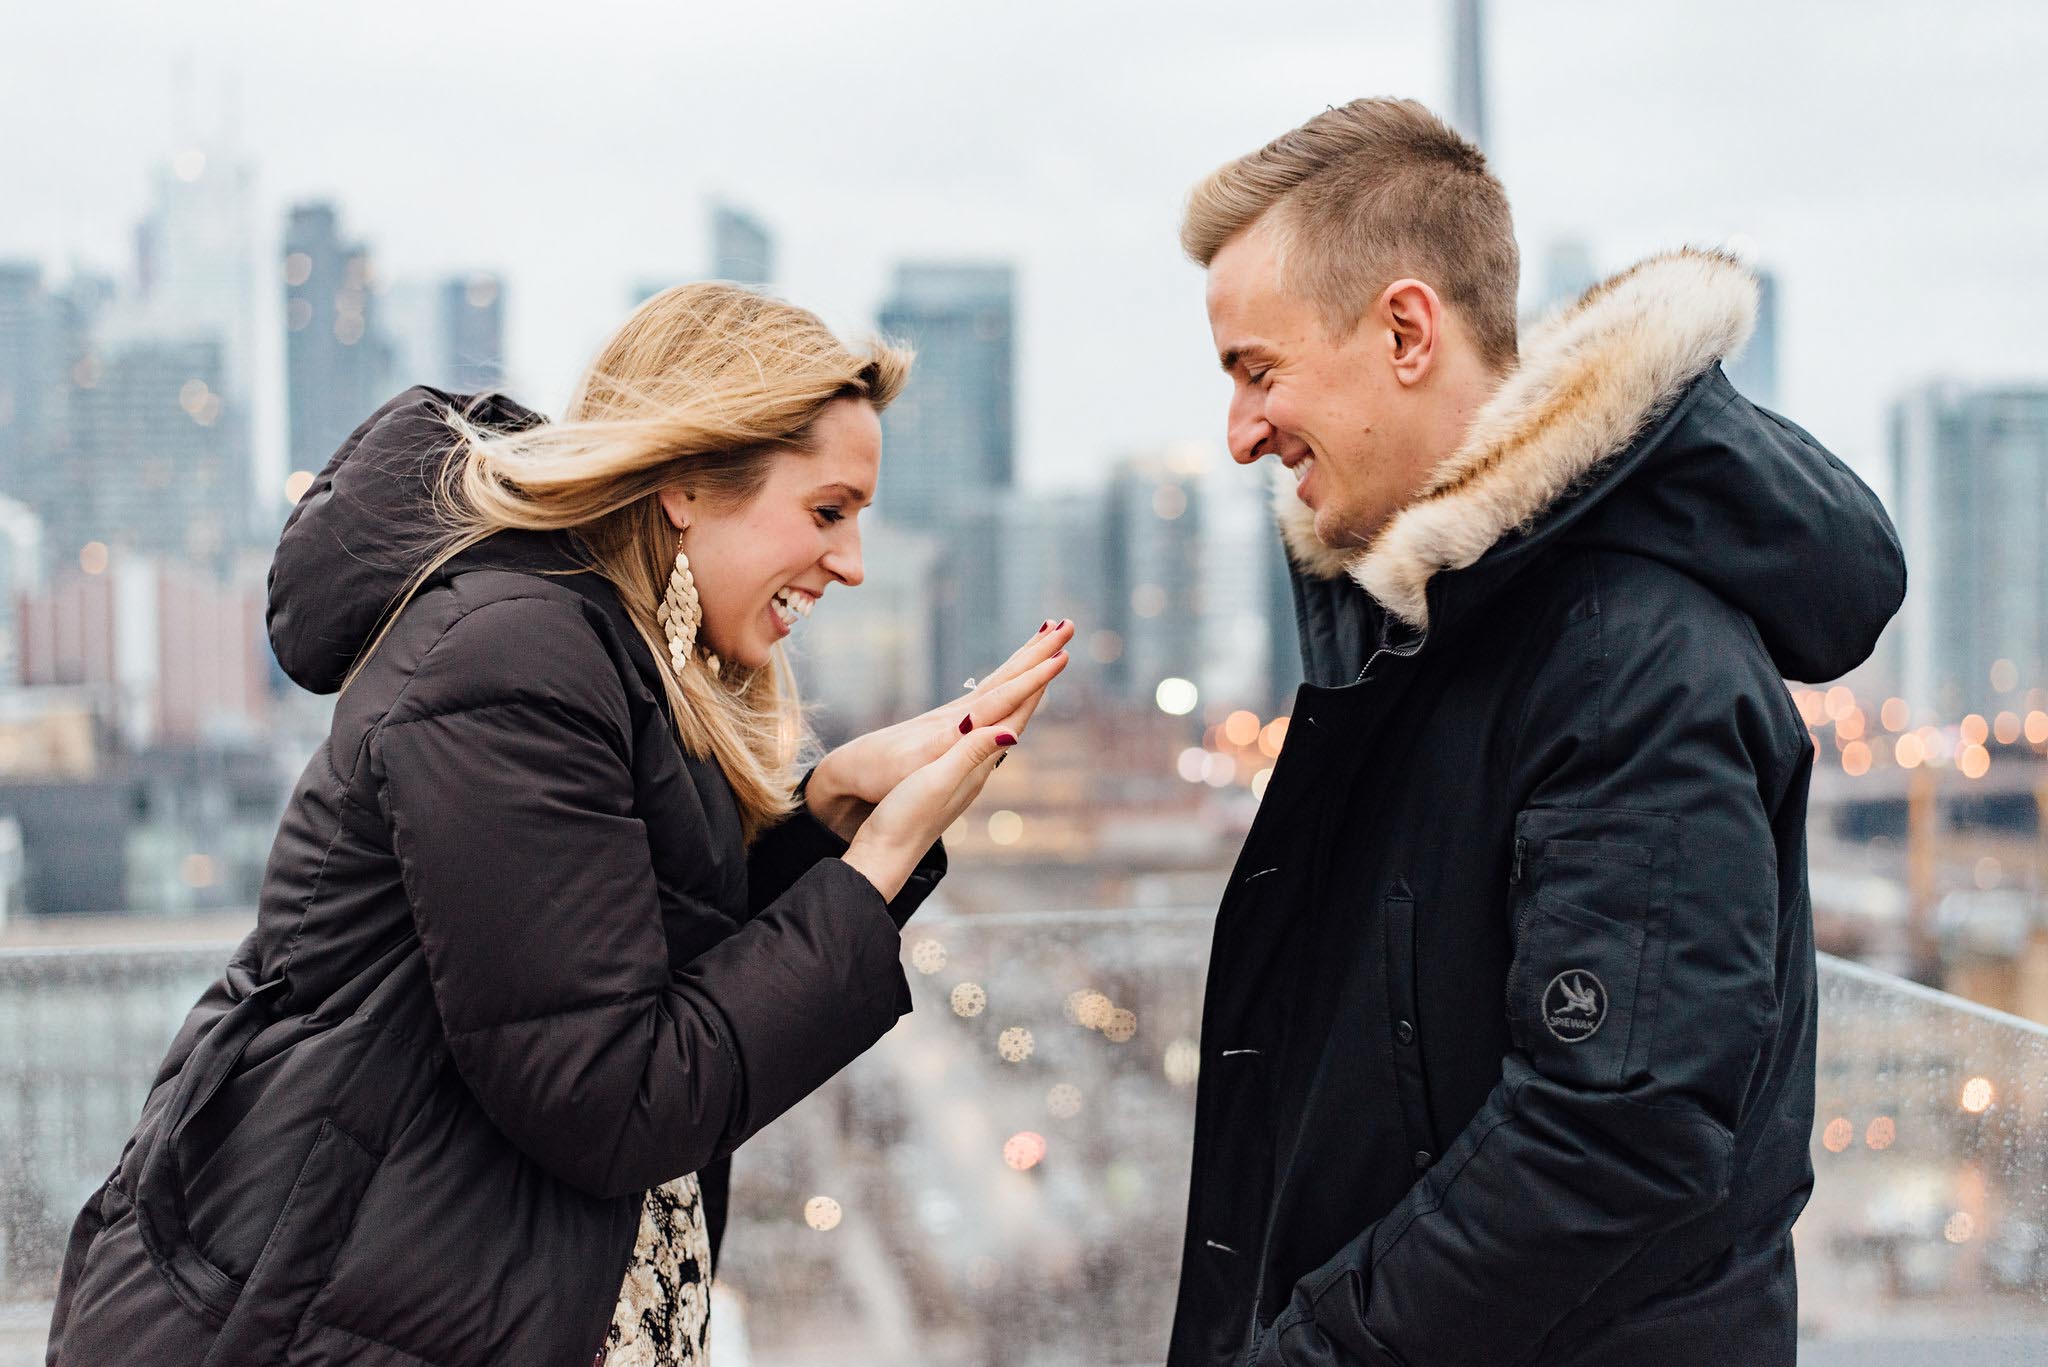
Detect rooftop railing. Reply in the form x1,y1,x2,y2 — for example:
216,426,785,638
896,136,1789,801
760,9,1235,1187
3,909,2046,1365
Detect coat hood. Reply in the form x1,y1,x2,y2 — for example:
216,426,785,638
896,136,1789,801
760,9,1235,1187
1274,250,1905,685
267,386,547,694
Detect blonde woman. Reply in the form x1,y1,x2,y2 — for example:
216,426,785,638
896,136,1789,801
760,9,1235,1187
46,285,1071,1366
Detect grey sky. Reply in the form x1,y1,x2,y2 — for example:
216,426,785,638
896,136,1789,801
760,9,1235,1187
6,0,2045,504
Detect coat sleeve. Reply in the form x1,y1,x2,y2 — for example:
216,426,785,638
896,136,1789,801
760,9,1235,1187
371,594,913,1200
1258,569,1803,1367
746,771,947,927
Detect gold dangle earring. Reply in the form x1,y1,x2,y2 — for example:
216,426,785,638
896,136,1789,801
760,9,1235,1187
657,533,719,678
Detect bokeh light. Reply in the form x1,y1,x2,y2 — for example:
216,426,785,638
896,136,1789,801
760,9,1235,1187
1046,1083,1083,1119
1154,677,1198,716
950,982,987,1018
1003,1131,1047,1171
1866,1116,1896,1150
804,1196,842,1231
1821,1117,1854,1153
1961,1076,1995,1114
997,1027,1035,1063
910,939,947,975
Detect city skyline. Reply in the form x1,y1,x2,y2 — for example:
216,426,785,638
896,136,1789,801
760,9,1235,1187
5,1,2045,512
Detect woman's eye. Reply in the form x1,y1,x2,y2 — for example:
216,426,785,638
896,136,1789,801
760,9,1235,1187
814,506,845,526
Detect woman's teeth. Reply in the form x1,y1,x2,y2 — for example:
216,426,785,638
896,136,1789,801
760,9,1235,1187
772,588,814,628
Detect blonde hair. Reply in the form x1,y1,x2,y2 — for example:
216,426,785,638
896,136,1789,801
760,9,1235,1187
1182,97,1520,371
384,284,909,840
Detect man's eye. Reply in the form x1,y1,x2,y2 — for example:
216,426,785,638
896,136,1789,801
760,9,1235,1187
814,506,845,525
1247,369,1270,385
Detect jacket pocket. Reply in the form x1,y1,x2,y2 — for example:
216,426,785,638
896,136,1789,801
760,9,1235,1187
203,1118,381,1364
1506,892,1644,1088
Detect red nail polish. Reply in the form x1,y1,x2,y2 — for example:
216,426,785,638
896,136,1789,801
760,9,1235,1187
1038,620,1049,633
1058,619,1069,630
996,733,1017,747
959,715,973,734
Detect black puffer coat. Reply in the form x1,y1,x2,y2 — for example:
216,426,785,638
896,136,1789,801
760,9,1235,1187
1168,254,1905,1367
47,387,942,1366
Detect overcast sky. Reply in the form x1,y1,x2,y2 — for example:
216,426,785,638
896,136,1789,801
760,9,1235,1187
6,0,2046,503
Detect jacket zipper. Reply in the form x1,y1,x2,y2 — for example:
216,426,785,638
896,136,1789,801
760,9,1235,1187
1505,838,1536,1024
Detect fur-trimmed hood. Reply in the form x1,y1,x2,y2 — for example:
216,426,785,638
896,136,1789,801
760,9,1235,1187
1275,250,1904,684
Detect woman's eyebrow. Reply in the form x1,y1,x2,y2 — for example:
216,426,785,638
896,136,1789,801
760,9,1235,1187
812,481,873,505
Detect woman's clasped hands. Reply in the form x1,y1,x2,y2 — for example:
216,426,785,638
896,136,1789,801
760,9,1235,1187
810,620,1074,900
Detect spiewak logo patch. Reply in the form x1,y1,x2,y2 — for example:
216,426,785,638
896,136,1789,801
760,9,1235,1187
1541,970,1608,1043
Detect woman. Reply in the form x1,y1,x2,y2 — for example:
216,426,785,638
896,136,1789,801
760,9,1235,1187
45,284,1071,1366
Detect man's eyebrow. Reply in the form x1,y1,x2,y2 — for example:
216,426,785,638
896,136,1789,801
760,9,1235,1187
1219,344,1271,374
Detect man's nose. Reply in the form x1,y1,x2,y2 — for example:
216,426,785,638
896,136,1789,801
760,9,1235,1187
1227,389,1271,466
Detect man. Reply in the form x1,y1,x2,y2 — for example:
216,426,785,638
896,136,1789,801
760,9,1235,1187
1169,99,1903,1366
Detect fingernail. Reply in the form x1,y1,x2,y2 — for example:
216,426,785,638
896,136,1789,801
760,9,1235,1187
994,753,1008,768
1038,620,1049,633
959,715,974,735
1058,619,1069,630
996,733,1017,747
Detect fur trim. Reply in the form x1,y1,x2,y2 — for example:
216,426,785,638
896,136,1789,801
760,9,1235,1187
1275,249,1758,632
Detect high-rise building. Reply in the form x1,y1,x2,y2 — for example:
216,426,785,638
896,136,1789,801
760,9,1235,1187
285,203,396,477
1103,451,1205,704
386,273,507,393
710,203,774,288
874,263,1016,530
48,335,248,570
1195,454,1274,712
131,147,261,408
1724,268,1780,410
0,264,55,500
1451,0,1489,152
1887,382,2048,719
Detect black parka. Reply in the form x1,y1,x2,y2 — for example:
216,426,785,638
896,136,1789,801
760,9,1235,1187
1167,254,1905,1367
46,387,942,1366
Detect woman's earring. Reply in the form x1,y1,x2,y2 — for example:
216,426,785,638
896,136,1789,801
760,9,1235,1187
657,535,719,677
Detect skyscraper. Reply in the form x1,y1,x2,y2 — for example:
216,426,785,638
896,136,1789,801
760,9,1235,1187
710,203,774,288
1888,382,2048,718
0,264,55,500
285,203,396,477
874,263,1016,530
52,335,248,568
1451,0,1489,152
386,274,507,393
1103,451,1205,704
132,146,261,409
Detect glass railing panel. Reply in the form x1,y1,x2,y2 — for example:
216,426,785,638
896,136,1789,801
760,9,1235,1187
2,917,2045,1364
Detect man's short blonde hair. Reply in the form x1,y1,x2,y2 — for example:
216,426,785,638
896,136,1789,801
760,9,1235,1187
1183,98,1520,372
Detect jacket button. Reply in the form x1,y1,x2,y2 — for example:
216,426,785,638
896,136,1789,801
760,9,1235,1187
1394,1019,1415,1045
1413,1150,1433,1169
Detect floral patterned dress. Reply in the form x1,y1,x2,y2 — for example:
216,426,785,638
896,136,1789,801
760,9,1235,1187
601,1172,712,1366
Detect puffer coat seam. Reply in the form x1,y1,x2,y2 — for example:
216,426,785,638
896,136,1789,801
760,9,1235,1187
297,1314,451,1367
442,989,660,1038
278,725,378,999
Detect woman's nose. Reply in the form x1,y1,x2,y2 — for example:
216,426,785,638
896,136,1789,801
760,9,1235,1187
823,533,864,588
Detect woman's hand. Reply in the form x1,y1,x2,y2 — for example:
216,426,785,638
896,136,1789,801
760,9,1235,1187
839,721,1019,903
805,620,1076,841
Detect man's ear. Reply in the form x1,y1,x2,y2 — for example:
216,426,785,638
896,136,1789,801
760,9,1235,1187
1382,278,1443,387
656,486,693,532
